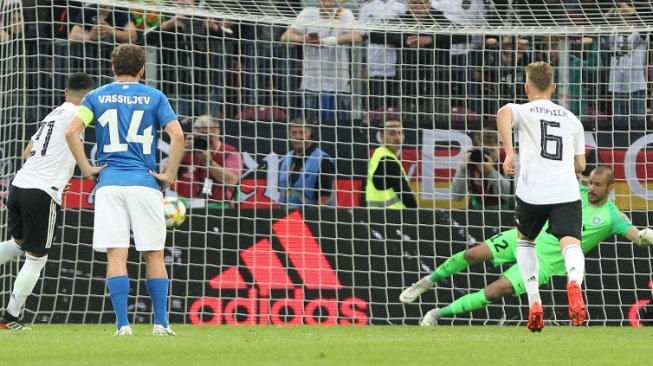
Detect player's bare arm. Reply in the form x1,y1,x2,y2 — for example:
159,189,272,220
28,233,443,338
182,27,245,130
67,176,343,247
65,116,106,180
150,120,184,190
496,106,515,176
574,154,586,174
21,140,34,161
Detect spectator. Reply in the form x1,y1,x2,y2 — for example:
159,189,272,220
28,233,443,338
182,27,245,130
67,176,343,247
534,35,601,122
368,0,467,121
365,118,417,209
142,0,223,116
50,1,84,40
68,4,137,43
175,115,242,208
132,7,162,33
468,35,527,115
51,1,85,93
451,129,513,210
431,0,488,108
482,36,530,113
0,1,23,43
280,0,362,126
66,4,137,85
604,2,648,129
358,0,406,111
221,16,286,108
278,119,335,206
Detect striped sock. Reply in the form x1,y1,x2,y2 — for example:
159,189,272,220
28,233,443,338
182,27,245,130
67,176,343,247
563,244,585,285
516,239,541,306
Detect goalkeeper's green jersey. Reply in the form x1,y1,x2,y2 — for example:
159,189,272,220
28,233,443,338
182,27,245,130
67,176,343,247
535,186,633,273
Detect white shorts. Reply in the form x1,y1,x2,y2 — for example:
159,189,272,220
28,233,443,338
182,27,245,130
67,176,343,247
93,186,166,253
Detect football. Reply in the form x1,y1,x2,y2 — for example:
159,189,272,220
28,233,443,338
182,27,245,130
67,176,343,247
163,196,186,229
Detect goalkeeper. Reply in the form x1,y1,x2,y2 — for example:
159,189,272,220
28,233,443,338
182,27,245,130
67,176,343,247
400,166,653,325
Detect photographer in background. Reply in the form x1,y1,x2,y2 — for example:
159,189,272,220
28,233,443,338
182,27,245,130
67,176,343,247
175,115,242,208
451,129,513,210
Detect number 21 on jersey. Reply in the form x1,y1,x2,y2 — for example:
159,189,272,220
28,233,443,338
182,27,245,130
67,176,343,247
33,120,55,156
97,108,153,154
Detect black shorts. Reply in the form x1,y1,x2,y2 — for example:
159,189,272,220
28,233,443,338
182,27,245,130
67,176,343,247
514,196,582,241
7,185,60,255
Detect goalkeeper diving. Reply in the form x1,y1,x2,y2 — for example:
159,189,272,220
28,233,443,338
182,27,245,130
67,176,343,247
400,166,653,325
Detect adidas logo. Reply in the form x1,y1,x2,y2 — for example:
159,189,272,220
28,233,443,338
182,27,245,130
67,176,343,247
527,276,537,283
188,211,369,325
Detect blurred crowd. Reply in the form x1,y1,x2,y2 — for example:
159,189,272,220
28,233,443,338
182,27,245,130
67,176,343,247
2,0,652,209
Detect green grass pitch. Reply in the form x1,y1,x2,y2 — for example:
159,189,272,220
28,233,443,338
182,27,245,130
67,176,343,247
2,325,649,366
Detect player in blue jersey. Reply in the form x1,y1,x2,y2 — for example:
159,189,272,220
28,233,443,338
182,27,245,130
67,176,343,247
65,44,184,336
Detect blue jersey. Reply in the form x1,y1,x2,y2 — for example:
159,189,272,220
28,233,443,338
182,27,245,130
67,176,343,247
80,82,176,190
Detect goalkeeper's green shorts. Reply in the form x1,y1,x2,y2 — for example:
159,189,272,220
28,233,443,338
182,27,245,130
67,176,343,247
485,229,560,296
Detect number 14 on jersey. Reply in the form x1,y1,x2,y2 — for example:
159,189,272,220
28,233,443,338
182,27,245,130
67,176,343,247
97,108,153,154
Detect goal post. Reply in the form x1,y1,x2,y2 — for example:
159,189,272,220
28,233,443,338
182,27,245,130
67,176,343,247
1,0,652,326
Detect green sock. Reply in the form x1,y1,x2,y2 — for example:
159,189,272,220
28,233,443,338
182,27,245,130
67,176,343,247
428,251,470,282
440,290,491,317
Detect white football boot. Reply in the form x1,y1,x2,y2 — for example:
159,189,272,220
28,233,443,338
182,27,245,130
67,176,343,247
114,325,133,336
153,324,177,336
419,308,442,326
399,276,435,304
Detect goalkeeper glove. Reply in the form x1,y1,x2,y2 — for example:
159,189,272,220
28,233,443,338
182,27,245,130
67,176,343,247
638,228,653,246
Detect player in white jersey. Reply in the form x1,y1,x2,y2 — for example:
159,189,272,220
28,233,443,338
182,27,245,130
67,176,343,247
0,73,95,330
497,61,586,332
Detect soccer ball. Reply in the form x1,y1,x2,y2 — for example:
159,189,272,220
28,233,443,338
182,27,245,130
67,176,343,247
163,196,186,229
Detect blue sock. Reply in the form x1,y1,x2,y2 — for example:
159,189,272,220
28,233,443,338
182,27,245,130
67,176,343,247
146,278,169,327
106,276,130,329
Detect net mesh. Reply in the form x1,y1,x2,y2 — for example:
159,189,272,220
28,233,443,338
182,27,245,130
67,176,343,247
0,0,652,326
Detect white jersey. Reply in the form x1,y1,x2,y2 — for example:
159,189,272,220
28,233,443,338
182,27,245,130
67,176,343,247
12,102,79,204
359,0,406,77
507,99,585,204
290,7,356,93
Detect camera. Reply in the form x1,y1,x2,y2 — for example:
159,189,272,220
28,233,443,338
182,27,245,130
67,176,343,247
470,148,491,163
193,135,209,151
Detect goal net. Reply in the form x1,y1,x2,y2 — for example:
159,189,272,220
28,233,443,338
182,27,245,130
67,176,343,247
1,0,652,326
